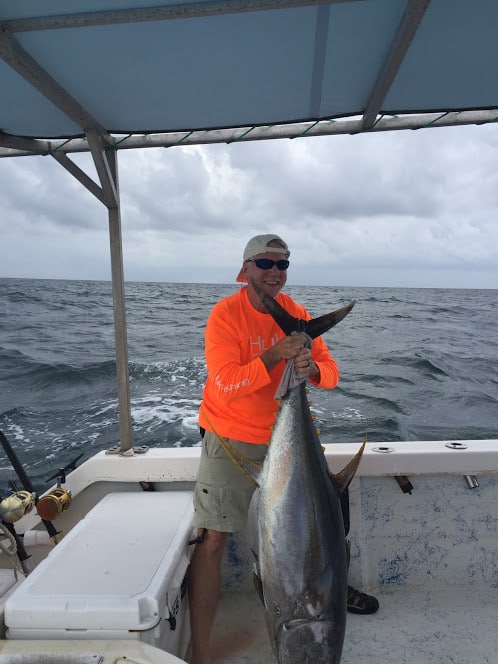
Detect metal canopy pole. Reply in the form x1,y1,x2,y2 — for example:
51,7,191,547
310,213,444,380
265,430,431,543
3,0,360,33
54,146,134,453
105,149,134,454
0,29,134,454
360,0,432,130
52,147,134,456
2,109,498,161
52,146,133,454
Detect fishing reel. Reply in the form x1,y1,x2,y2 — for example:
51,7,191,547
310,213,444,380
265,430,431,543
36,487,72,521
35,455,82,522
0,490,35,524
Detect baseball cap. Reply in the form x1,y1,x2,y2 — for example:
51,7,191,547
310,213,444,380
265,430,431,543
236,234,290,283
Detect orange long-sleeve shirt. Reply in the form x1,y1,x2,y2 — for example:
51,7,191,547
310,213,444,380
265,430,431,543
199,286,340,444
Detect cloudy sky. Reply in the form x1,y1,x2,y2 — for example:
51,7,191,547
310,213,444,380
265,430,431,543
1,121,497,288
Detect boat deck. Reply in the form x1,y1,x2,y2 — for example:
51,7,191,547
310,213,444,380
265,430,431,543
212,585,497,663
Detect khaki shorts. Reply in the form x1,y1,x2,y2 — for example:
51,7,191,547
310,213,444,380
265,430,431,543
193,430,267,533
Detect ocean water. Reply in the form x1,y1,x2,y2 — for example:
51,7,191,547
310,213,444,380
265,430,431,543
0,278,497,492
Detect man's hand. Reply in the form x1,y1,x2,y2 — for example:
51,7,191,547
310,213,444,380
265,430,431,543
261,334,319,381
294,346,320,380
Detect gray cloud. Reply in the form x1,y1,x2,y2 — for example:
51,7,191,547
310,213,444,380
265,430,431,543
1,123,497,287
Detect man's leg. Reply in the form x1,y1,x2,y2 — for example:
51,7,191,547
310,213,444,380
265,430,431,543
189,528,229,664
189,433,266,662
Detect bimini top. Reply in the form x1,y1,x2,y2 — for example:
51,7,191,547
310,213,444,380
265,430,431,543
0,0,497,156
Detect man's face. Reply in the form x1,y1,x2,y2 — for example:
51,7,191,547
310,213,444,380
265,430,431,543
244,247,289,301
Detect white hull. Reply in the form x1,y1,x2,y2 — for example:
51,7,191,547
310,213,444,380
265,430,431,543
0,639,187,663
0,441,497,663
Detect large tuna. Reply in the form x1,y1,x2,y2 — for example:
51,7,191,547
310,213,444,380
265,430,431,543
250,284,364,663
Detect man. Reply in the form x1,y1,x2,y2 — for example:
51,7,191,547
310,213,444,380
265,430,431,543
188,234,377,664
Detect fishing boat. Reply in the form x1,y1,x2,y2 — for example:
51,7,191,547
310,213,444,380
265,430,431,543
0,1,497,662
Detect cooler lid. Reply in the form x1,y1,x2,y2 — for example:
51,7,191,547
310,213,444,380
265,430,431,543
5,491,194,631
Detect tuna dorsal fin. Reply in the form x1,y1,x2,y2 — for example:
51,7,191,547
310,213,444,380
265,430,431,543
250,279,355,338
332,438,366,494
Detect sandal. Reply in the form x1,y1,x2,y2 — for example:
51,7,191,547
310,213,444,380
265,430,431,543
347,585,379,615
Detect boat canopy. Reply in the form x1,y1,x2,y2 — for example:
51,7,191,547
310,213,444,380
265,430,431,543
1,0,497,157
1,0,497,453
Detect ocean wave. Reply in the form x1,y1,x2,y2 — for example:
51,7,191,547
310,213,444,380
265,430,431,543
1,289,43,305
350,373,415,388
380,355,449,379
339,389,406,415
1,279,497,491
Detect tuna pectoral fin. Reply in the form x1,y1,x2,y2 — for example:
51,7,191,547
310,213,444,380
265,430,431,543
332,438,366,494
278,619,344,664
252,569,265,607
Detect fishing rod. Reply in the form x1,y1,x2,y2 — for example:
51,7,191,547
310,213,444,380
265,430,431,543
0,509,33,575
0,430,62,544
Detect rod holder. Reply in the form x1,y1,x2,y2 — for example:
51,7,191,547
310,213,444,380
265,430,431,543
463,475,479,489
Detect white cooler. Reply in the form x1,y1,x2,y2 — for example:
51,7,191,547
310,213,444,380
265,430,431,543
5,490,195,657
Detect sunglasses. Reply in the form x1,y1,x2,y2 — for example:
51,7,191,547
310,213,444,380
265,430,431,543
246,258,290,271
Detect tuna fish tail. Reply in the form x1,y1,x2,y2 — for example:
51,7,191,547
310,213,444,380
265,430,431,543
306,301,355,339
249,279,355,337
